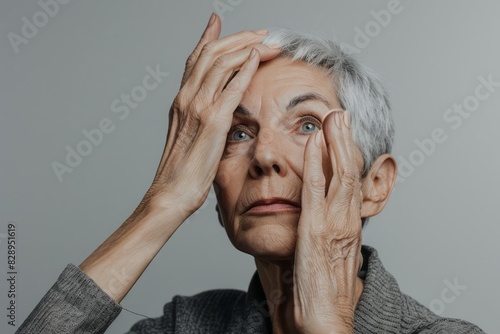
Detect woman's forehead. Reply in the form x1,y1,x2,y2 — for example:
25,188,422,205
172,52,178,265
241,57,340,114
253,57,333,84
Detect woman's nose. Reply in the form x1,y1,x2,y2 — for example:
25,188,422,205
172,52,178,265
249,128,288,178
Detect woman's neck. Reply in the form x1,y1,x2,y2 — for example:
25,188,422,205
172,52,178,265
255,258,298,334
254,258,364,334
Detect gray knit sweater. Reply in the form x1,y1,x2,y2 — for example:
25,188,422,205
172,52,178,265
16,246,485,333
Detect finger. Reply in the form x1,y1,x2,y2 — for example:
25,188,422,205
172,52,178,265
209,48,261,123
300,131,326,222
339,111,356,167
323,110,350,197
185,50,260,188
183,30,269,99
195,44,281,104
332,111,353,179
181,13,222,88
339,111,363,210
323,109,341,197
324,111,361,232
323,109,345,170
321,111,339,201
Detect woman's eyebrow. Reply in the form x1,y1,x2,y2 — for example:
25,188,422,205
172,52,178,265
286,93,331,111
234,104,252,117
234,93,331,118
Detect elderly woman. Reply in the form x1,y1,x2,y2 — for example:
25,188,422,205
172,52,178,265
17,13,484,334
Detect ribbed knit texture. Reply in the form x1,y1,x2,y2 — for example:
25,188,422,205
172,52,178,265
16,246,485,333
15,263,121,333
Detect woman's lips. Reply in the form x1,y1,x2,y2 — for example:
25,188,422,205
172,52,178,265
245,203,301,214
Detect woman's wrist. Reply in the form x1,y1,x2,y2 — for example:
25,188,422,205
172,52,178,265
79,197,188,303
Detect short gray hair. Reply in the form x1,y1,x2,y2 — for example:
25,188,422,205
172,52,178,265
261,29,395,227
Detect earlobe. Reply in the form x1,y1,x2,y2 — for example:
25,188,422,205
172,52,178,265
215,204,224,227
360,154,397,219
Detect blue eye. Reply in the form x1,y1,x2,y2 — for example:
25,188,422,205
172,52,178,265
231,130,250,142
301,122,318,133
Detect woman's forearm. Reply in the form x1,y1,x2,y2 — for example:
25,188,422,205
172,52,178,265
78,202,186,304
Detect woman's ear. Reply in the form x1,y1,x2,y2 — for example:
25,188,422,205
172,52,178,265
360,154,397,219
215,204,224,227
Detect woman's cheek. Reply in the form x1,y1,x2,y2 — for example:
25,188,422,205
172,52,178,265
214,154,246,194
221,140,251,159
214,164,233,194
286,133,318,169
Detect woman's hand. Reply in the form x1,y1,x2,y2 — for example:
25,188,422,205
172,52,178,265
137,14,281,220
79,14,280,303
293,110,364,334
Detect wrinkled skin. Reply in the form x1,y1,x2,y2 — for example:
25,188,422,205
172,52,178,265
213,57,372,333
148,12,397,333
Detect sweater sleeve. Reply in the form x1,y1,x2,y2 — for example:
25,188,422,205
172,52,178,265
16,264,122,334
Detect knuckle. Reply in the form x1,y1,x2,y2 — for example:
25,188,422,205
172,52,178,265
330,224,361,243
305,174,325,190
196,108,213,126
172,96,183,112
192,93,212,118
184,60,196,75
340,168,359,187
224,77,242,92
213,55,228,69
174,91,189,111
185,54,196,70
201,41,216,55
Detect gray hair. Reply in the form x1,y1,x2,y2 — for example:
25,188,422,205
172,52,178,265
261,29,395,227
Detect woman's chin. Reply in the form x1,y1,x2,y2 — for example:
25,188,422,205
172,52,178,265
231,223,298,261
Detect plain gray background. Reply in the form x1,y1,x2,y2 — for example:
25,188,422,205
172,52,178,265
1,1,499,333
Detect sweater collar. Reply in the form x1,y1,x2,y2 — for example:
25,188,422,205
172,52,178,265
243,245,403,333
353,245,403,333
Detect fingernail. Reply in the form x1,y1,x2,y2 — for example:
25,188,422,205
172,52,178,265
255,29,268,35
266,43,282,49
249,48,259,59
334,112,342,128
315,131,322,147
343,111,350,128
207,12,216,26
